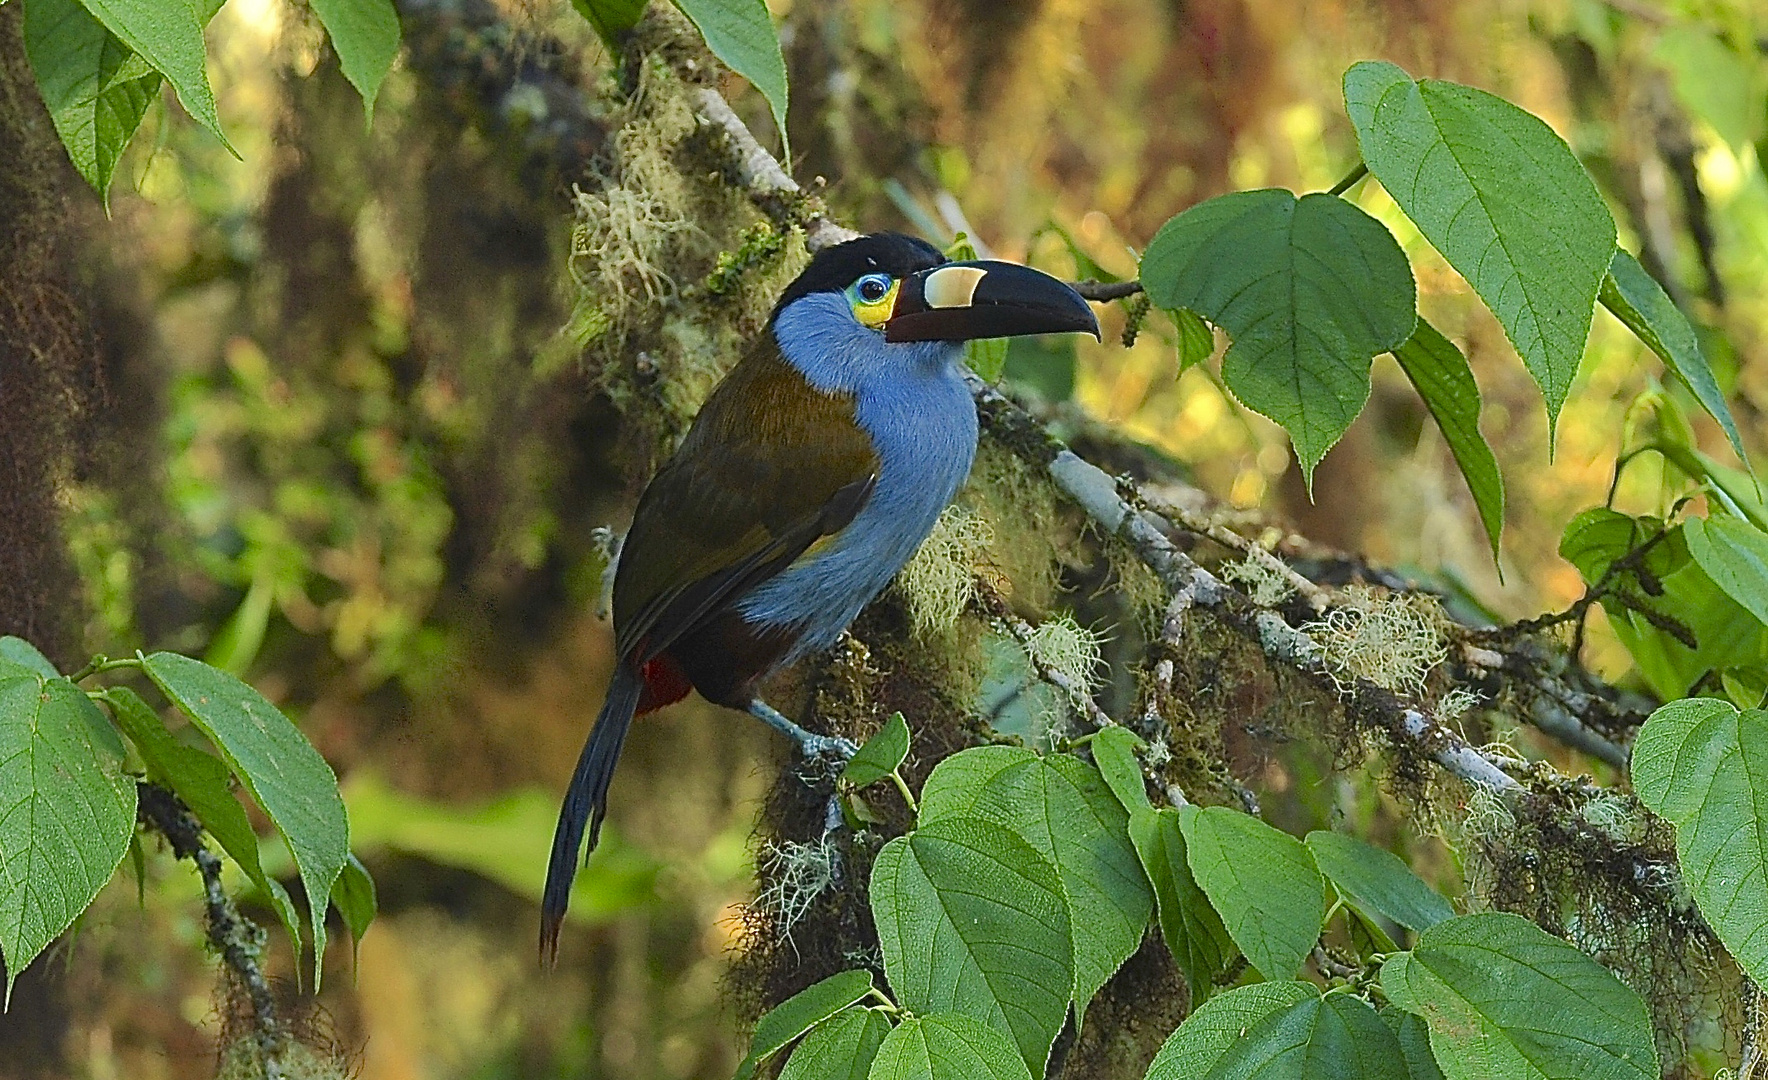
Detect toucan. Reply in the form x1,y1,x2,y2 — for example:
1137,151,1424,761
541,233,1100,958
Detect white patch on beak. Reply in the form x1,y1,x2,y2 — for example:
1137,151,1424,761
923,266,987,309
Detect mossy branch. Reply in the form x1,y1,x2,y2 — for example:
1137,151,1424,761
136,782,290,1079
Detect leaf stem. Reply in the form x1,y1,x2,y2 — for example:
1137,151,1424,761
68,654,142,683
1328,162,1369,197
889,770,919,815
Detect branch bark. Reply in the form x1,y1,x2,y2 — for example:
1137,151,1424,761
136,783,289,1078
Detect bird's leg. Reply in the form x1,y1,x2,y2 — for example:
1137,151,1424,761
747,699,857,840
746,699,859,760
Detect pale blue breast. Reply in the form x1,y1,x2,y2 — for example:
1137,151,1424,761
737,293,979,657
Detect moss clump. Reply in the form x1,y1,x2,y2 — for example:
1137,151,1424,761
1302,585,1448,696
752,835,841,944
216,1038,352,1080
1220,552,1295,608
964,442,1067,612
564,13,808,464
897,505,994,640
1023,613,1106,740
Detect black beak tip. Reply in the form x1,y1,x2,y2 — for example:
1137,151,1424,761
1079,303,1103,341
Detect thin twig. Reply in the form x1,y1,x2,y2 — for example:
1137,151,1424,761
1138,485,1331,614
1327,163,1369,197
1070,280,1145,302
137,783,289,1079
978,588,1117,733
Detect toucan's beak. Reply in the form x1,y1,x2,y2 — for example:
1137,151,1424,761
884,261,1102,343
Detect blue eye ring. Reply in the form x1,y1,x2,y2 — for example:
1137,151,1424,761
855,273,892,303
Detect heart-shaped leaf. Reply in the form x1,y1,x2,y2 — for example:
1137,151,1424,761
73,0,233,154
842,712,910,789
1684,516,1768,628
20,0,158,203
673,0,788,154
103,686,304,960
872,816,1072,1073
1141,189,1415,486
0,673,137,1002
735,968,875,1080
308,0,401,124
1130,806,1236,1003
867,1013,1034,1080
777,1006,890,1080
1345,61,1615,439
919,747,1152,1013
1382,912,1658,1080
1181,805,1328,981
1306,831,1454,933
1145,982,1407,1079
1633,697,1768,983
1600,248,1748,468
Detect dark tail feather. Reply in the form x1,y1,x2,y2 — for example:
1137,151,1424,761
541,662,643,964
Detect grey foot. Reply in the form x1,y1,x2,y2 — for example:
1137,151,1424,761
747,700,860,761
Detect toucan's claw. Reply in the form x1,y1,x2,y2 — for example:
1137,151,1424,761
747,699,858,762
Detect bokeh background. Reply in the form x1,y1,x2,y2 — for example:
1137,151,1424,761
1,0,1763,1075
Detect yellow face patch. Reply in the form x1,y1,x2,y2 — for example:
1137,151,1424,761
849,273,901,329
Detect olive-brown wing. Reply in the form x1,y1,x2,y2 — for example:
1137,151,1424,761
612,343,880,661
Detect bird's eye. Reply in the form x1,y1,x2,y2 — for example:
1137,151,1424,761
856,274,891,303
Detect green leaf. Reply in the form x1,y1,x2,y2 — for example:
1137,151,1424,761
1558,507,1638,580
1140,189,1416,485
103,686,303,959
842,712,910,789
1653,26,1766,149
1305,831,1454,933
1002,335,1076,402
778,1006,890,1080
1090,725,1152,813
1685,516,1768,627
866,1013,1034,1080
1344,61,1616,438
22,0,159,202
0,672,136,1002
342,770,657,920
1382,912,1658,1080
1181,805,1328,980
142,652,347,989
569,0,647,49
1142,981,1313,1078
0,638,57,678
672,0,788,154
966,337,1010,384
1381,1008,1447,1080
735,969,876,1080
308,0,401,125
73,0,234,154
1212,992,1408,1080
918,748,1152,1013
1633,697,1768,983
1129,806,1237,1003
1600,248,1748,468
871,816,1072,1073
1392,317,1505,560
330,853,376,958
1171,308,1215,374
